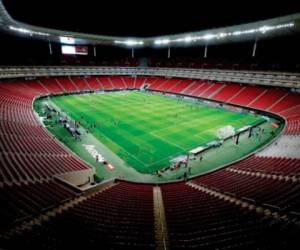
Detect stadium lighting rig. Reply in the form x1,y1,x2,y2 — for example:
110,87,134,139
8,25,49,37
154,39,171,45
114,40,144,47
153,22,295,46
0,0,299,48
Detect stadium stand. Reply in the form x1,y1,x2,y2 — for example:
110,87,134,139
109,76,127,89
161,182,298,249
191,169,300,213
97,76,114,90
247,88,287,110
2,182,156,250
55,77,79,92
268,92,300,113
168,79,194,93
256,135,300,159
123,76,135,89
38,78,65,94
71,77,91,91
1,75,300,249
228,154,300,175
134,77,148,89
0,179,79,234
229,85,265,106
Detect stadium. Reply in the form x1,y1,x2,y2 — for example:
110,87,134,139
0,0,300,249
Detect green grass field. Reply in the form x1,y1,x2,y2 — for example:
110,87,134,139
50,91,264,174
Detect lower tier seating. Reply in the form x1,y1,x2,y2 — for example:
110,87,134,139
1,76,300,249
192,170,300,213
161,182,299,250
4,182,155,250
0,179,78,233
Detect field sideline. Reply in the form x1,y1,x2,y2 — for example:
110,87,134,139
51,91,264,173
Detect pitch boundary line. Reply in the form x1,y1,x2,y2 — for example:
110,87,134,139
58,95,215,169
55,92,261,172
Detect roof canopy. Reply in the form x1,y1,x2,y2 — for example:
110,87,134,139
1,0,300,48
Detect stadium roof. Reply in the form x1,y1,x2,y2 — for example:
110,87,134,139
1,0,300,48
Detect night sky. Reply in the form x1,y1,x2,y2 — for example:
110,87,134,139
3,0,300,37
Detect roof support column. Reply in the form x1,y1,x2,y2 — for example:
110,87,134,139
252,39,258,58
204,44,208,58
93,45,97,57
48,41,52,55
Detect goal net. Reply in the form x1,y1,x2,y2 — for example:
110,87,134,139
216,125,235,140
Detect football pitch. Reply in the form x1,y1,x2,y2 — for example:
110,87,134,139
50,91,264,174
